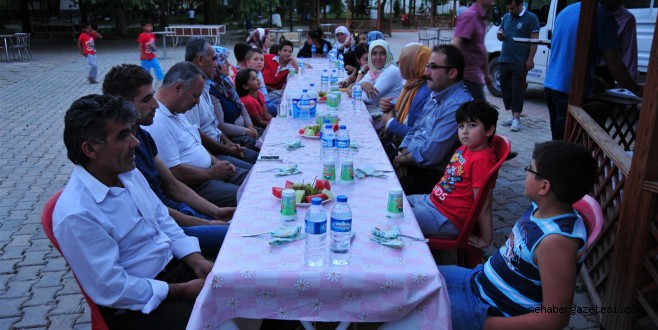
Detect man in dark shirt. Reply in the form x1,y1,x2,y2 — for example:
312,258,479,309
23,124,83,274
103,64,233,258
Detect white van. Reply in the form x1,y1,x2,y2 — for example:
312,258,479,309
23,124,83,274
484,0,656,97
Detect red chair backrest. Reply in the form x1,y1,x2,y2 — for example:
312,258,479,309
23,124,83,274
573,195,603,258
41,189,109,330
427,134,511,250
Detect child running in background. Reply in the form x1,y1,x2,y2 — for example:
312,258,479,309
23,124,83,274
236,68,273,128
77,22,103,84
137,22,164,87
440,140,596,329
407,100,498,248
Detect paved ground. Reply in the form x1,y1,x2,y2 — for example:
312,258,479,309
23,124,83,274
0,30,600,329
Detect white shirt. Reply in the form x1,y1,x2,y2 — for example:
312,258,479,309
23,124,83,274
359,64,404,105
185,81,223,142
143,101,212,169
53,166,200,312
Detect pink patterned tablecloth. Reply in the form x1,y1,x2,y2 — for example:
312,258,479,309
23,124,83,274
187,59,452,330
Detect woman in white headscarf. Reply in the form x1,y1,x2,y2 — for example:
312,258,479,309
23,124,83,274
347,40,404,116
334,26,359,75
246,28,269,52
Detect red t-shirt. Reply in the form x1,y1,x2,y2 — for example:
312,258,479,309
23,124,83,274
429,145,497,230
240,92,269,127
137,32,157,60
78,32,98,55
262,54,289,91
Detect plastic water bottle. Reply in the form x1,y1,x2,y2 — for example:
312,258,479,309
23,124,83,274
330,195,352,265
309,83,316,93
322,44,328,58
321,123,335,162
311,44,317,57
337,60,345,79
336,125,350,165
330,69,339,92
304,197,327,267
352,84,362,112
298,57,305,76
319,118,331,142
320,70,329,94
300,89,311,122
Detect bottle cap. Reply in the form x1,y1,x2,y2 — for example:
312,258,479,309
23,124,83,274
337,195,348,202
325,124,332,129
303,89,308,92
311,197,322,205
339,125,346,129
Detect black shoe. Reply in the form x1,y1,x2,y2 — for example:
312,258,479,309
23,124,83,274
506,151,518,161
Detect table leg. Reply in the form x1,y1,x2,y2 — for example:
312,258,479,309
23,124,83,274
161,36,168,60
3,38,9,62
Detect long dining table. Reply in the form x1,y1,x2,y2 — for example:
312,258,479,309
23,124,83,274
187,58,452,329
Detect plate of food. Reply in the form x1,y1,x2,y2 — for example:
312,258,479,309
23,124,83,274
298,125,322,139
272,179,334,206
318,91,327,103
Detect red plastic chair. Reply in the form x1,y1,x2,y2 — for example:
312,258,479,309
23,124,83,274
427,134,511,268
573,195,604,259
41,189,110,330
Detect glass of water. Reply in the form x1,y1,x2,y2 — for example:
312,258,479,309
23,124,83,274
277,103,288,118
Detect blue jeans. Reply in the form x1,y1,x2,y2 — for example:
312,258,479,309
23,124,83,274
407,194,459,237
544,87,569,140
439,265,493,329
182,225,228,259
141,58,164,80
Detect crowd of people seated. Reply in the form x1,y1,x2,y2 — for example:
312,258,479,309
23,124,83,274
53,19,606,329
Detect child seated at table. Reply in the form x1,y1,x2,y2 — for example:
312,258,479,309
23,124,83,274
246,47,279,117
236,68,273,129
439,140,596,329
407,100,498,248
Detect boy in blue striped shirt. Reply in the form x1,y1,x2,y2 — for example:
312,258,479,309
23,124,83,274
440,140,596,329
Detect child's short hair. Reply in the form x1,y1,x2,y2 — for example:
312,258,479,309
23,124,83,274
279,40,294,51
235,68,257,97
269,44,279,55
233,43,252,62
455,100,499,143
142,21,152,27
245,47,264,61
532,141,596,204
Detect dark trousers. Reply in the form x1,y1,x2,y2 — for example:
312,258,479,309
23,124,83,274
99,259,197,330
500,63,527,114
399,166,444,195
544,87,570,140
463,79,486,102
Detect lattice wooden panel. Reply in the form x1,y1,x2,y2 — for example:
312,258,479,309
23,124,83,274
568,106,631,319
635,208,658,328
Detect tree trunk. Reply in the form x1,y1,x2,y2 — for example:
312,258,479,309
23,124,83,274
79,0,89,24
20,0,32,32
204,0,211,24
158,0,169,27
112,2,128,36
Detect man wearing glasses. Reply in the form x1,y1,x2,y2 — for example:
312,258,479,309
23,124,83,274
393,44,473,195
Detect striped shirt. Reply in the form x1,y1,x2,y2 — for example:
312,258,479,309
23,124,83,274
474,203,587,316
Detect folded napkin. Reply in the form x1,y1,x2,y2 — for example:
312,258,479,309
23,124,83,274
370,226,403,248
285,140,304,151
355,164,389,179
274,164,302,176
350,140,359,152
270,225,305,245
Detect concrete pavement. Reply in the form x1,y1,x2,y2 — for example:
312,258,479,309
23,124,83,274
0,31,599,329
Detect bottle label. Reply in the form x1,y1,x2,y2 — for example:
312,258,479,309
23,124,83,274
331,218,352,233
322,137,335,148
280,194,297,218
353,90,362,98
340,163,354,182
323,162,336,181
306,219,327,235
386,193,404,215
336,138,350,149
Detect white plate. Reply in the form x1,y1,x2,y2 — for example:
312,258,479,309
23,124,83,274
298,132,320,139
273,193,333,206
605,88,639,99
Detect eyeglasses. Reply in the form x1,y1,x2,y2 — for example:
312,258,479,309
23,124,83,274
524,165,546,179
424,63,454,71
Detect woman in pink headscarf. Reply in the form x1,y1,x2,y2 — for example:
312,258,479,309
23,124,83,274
246,28,269,52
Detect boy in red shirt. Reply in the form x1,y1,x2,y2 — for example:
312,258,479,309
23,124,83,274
137,22,164,87
407,100,498,248
77,23,103,84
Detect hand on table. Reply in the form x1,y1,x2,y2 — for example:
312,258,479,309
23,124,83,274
211,206,236,221
379,97,394,112
360,82,379,99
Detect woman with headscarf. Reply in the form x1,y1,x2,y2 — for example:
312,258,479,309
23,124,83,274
246,28,270,52
366,31,385,44
297,27,332,58
346,40,404,117
334,26,359,75
209,46,261,151
378,43,433,144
